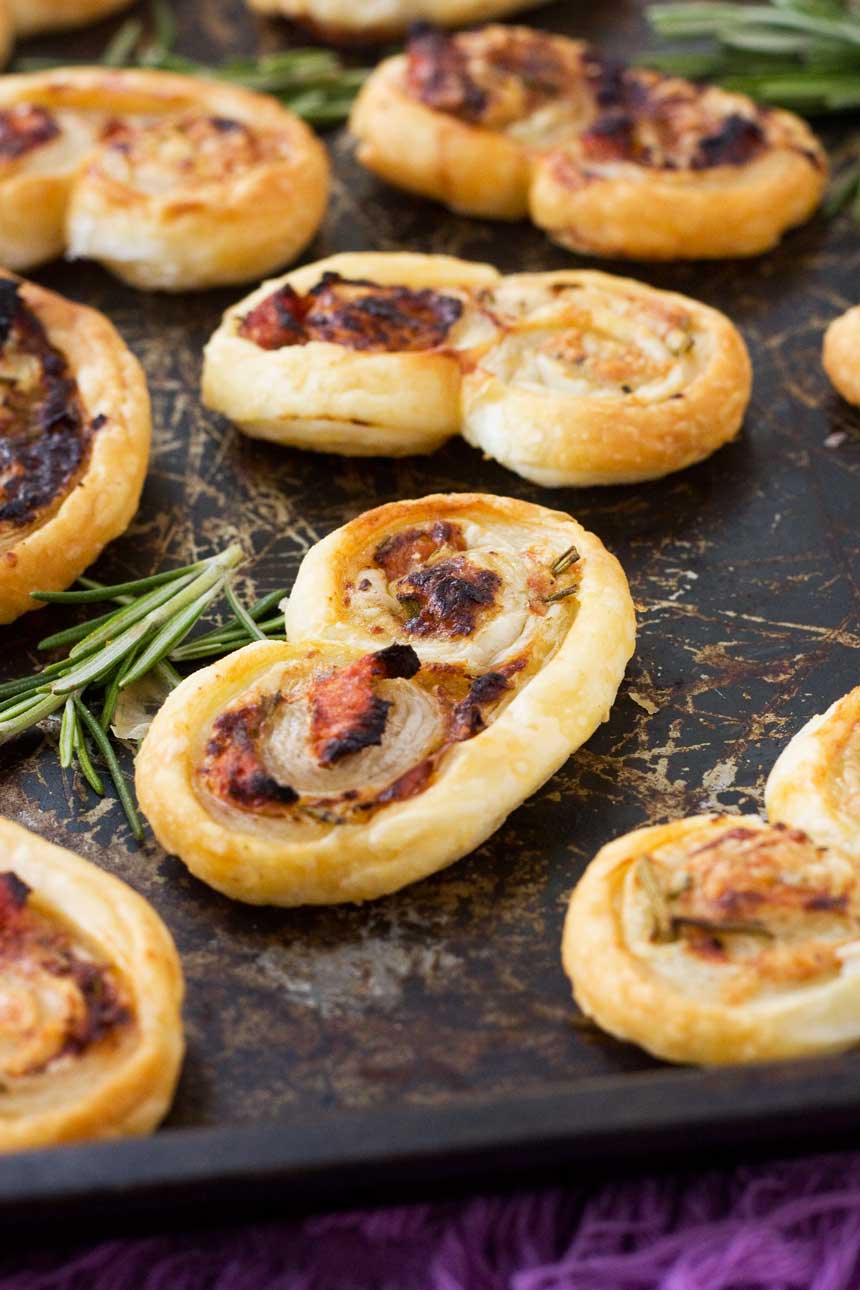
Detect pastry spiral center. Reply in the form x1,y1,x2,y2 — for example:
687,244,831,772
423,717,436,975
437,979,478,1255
97,113,283,194
0,871,129,1081
476,279,700,401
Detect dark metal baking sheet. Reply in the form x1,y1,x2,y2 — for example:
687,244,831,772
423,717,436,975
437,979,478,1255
1,0,859,1235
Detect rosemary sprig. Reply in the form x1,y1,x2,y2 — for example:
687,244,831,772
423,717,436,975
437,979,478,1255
648,0,860,113
14,0,370,128
0,546,289,840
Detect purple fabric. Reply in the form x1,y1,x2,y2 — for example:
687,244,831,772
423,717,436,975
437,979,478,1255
4,1151,860,1289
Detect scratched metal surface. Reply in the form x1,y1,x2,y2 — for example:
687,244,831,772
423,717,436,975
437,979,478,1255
1,0,858,1134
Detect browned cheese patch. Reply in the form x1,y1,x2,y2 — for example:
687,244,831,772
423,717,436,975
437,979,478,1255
195,646,519,822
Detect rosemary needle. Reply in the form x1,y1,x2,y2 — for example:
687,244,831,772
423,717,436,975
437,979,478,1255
0,544,287,841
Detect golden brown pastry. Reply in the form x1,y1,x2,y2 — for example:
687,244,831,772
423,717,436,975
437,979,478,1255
766,688,860,867
247,0,543,41
202,252,500,457
137,493,635,905
0,817,184,1153
823,306,860,406
0,68,330,290
0,272,150,624
531,66,827,260
458,270,752,486
350,25,585,219
10,0,132,35
563,815,860,1065
350,25,827,257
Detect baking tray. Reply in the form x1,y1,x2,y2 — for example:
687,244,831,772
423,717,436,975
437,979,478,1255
1,0,859,1239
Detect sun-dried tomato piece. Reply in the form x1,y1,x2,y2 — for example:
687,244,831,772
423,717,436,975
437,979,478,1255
309,643,420,767
0,281,90,530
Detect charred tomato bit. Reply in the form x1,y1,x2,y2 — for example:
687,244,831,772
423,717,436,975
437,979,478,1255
691,114,765,169
0,870,130,1073
396,556,501,638
203,697,299,810
0,281,90,529
239,273,463,354
0,105,60,162
406,25,574,123
309,643,421,767
406,24,488,121
373,520,466,581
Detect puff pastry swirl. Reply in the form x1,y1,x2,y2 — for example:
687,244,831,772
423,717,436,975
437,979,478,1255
766,688,860,866
458,270,752,486
0,817,184,1153
202,252,501,457
246,0,543,41
564,815,860,1065
137,493,635,905
0,68,329,290
0,271,150,624
350,24,827,257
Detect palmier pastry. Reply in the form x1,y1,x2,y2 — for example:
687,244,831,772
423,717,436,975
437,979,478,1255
350,25,827,256
458,270,752,486
823,306,860,406
0,817,184,1152
202,252,500,457
563,815,860,1065
10,0,132,36
0,68,329,290
138,494,635,905
246,0,543,41
766,688,860,867
0,272,150,624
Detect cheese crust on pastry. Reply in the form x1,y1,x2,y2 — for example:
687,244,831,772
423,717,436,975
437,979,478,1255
0,68,329,290
766,688,860,866
138,494,635,905
350,25,826,256
247,0,543,41
0,817,184,1153
458,270,752,486
202,252,500,457
564,815,860,1065
823,306,860,406
0,272,150,624
10,0,132,35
